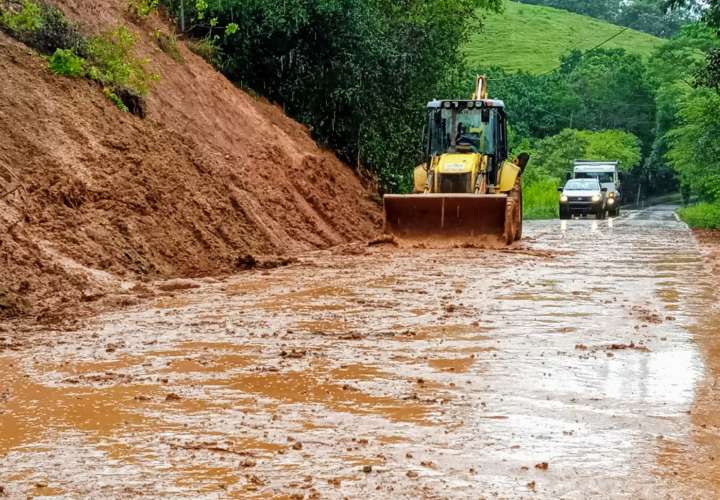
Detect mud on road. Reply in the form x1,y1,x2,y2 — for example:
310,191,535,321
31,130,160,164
1,206,719,498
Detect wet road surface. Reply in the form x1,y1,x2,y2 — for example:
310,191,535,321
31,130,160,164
1,205,719,498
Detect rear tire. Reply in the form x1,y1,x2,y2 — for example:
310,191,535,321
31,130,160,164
504,197,518,245
513,180,523,241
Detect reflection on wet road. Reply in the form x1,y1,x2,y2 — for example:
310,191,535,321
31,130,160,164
1,206,719,498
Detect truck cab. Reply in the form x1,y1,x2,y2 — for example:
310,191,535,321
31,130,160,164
573,161,621,216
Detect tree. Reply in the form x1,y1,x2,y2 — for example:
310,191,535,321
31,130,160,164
555,49,656,153
666,89,720,201
576,130,641,171
161,0,503,191
526,129,587,182
526,128,641,183
665,0,720,92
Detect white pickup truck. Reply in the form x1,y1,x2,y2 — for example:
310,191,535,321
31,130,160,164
573,161,621,216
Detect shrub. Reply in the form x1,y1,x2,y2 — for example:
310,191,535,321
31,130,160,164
0,0,42,33
678,202,720,229
48,48,86,77
153,29,183,63
30,3,85,56
523,177,560,220
103,87,129,113
187,36,222,68
0,1,84,55
127,0,158,18
86,25,157,97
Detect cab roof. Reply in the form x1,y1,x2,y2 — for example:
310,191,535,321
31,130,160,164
574,160,619,173
427,99,505,109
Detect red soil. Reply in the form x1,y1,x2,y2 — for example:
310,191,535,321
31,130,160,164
0,1,382,320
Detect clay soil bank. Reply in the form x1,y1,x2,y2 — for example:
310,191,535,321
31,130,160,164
0,0,381,322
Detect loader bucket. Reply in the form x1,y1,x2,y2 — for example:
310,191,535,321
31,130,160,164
383,194,510,244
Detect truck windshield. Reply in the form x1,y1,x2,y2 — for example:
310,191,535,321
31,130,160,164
576,172,614,183
429,107,497,156
565,179,599,191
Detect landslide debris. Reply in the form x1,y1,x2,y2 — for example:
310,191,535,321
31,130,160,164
0,0,382,321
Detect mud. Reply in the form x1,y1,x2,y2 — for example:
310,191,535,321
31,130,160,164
0,0,381,322
1,209,719,497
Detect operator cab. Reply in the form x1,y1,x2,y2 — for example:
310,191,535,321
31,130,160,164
425,99,508,184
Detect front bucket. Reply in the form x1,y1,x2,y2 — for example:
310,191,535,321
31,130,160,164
383,194,509,244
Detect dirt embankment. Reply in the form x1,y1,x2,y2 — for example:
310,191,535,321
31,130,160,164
0,1,382,321
694,229,720,277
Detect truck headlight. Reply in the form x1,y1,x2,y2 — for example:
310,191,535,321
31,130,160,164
607,198,615,205
560,195,568,203
592,195,601,202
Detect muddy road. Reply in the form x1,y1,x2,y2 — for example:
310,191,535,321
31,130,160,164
1,205,719,498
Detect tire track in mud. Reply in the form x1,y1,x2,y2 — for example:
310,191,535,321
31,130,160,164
1,210,719,498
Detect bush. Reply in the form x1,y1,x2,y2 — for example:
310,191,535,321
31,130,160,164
0,0,42,33
187,36,221,68
103,87,130,113
678,202,720,229
48,48,86,77
86,25,157,97
0,1,85,55
153,29,183,63
523,177,560,220
127,0,158,18
30,3,85,55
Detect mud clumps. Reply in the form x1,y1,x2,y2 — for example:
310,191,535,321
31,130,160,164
0,287,29,317
156,279,202,292
368,234,398,247
235,255,298,271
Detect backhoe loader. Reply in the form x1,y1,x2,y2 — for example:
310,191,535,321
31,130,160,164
383,76,529,245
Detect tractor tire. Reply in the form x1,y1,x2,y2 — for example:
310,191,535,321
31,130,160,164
513,180,523,241
504,197,518,245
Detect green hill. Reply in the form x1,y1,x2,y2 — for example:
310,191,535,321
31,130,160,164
466,1,665,73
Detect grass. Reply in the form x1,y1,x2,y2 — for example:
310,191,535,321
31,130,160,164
467,1,665,73
678,202,720,229
523,177,559,220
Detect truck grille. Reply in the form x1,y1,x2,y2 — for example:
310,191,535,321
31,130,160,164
439,173,471,194
569,196,590,202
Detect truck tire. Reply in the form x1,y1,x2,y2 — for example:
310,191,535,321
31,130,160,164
514,180,523,241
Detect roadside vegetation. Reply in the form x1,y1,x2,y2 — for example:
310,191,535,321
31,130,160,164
0,0,157,114
655,1,720,228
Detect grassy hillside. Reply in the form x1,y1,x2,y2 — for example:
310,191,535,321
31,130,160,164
467,1,665,73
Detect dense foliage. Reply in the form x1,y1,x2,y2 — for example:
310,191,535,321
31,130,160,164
659,1,720,227
161,0,503,191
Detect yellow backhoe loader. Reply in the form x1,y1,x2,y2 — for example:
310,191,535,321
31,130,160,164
384,76,529,245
